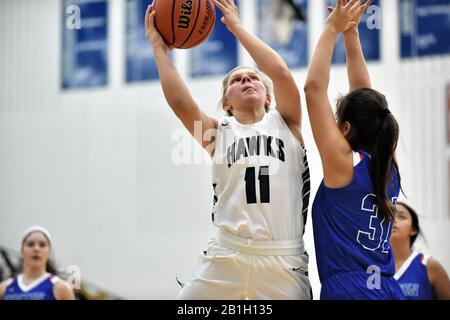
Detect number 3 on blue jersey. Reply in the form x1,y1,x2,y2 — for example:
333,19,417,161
357,194,398,253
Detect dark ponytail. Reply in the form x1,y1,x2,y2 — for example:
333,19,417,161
371,110,400,221
336,88,401,221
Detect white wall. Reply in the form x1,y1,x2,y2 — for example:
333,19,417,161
0,0,449,299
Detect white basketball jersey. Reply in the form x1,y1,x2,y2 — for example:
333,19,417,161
212,109,310,241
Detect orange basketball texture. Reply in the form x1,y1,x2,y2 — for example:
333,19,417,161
153,0,216,49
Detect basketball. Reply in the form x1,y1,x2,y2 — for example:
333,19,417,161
153,0,216,49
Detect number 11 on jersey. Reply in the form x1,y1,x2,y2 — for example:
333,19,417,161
244,166,270,204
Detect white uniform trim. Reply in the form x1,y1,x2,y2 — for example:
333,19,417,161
421,254,431,266
217,228,305,256
353,151,363,167
17,273,50,292
394,250,420,280
50,275,60,285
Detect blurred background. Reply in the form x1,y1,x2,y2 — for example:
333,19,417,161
0,0,449,299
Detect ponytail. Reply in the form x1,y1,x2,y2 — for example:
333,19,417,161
371,110,400,221
336,88,402,221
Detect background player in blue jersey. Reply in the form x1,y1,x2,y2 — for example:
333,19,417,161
0,226,75,300
304,0,404,299
391,202,450,299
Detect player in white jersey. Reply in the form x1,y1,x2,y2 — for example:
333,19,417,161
212,109,309,241
145,0,311,299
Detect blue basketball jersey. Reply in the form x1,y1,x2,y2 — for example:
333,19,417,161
312,151,402,299
3,273,58,300
394,251,437,300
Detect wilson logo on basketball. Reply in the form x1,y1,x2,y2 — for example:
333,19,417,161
178,0,193,29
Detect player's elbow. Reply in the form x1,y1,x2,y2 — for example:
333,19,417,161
277,67,293,79
168,97,190,113
303,80,323,96
271,66,292,82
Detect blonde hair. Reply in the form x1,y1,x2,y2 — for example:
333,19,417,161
220,66,273,116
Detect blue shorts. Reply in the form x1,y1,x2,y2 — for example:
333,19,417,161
321,271,405,300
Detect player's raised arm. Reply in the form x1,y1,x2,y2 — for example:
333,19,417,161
303,0,360,187
145,5,217,151
212,0,302,138
342,0,373,90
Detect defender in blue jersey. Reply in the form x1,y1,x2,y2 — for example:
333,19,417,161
3,273,60,300
304,0,404,299
0,226,75,300
392,203,450,299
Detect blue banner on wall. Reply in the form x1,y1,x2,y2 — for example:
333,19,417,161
62,0,108,89
190,1,239,78
126,0,160,82
326,0,381,64
257,0,308,69
400,0,450,58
